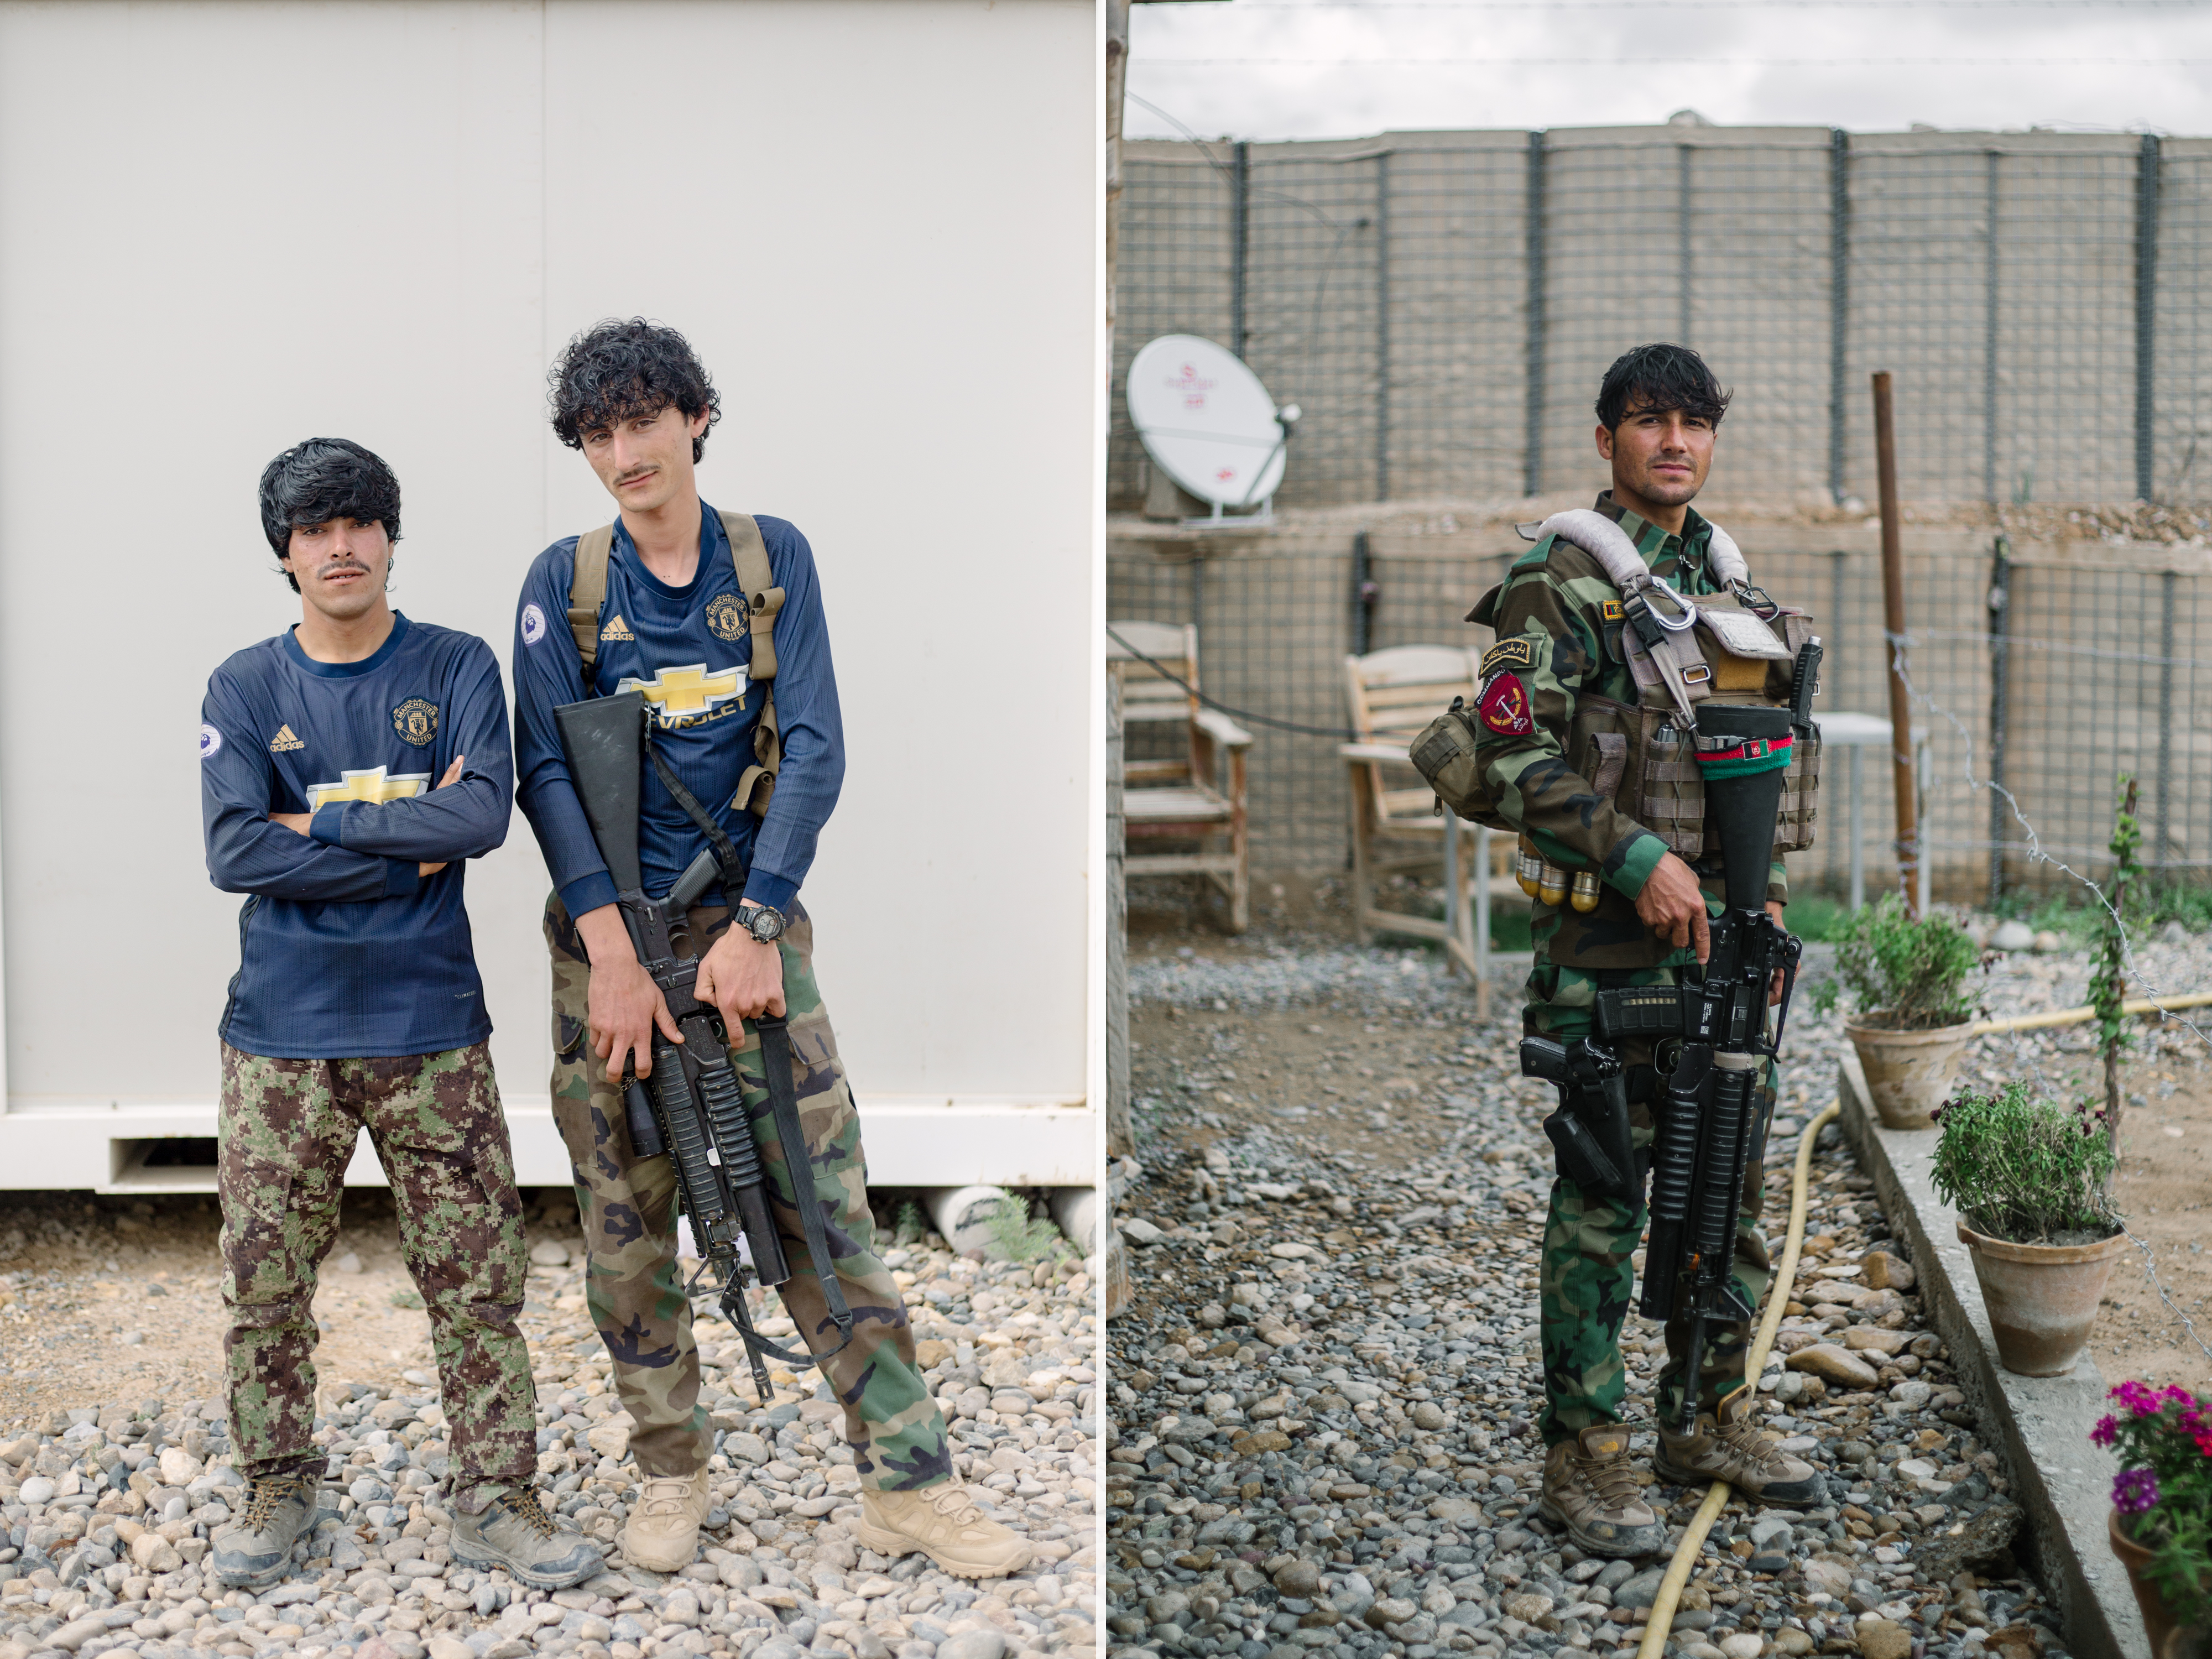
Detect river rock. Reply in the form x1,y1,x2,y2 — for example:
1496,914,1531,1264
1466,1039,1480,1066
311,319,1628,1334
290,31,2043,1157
1844,1327,1911,1355
1274,1558,1323,1596
1863,1253,1916,1291
1802,1558,1854,1597
1786,1344,1882,1389
585,1411,634,1459
1859,1619,1913,1659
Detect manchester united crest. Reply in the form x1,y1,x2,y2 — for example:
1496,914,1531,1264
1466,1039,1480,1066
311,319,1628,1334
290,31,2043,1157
706,592,749,642
392,697,440,747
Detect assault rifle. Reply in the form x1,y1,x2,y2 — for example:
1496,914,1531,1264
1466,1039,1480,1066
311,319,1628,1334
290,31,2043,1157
554,690,852,1403
1519,703,1804,1433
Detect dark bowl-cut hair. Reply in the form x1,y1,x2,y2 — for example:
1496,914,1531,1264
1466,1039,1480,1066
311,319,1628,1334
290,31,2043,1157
1595,342,1732,432
259,437,403,593
549,317,723,463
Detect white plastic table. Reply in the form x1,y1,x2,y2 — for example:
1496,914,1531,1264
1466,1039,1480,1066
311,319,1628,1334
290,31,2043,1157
1813,710,1903,912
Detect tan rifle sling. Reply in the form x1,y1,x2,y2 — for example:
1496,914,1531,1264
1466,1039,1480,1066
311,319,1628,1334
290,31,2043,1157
568,511,785,817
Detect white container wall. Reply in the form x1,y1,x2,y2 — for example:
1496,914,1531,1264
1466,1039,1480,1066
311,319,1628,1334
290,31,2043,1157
0,1,1100,1191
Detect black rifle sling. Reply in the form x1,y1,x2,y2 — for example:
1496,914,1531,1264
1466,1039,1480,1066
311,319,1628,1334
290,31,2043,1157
718,1016,855,1380
643,728,748,910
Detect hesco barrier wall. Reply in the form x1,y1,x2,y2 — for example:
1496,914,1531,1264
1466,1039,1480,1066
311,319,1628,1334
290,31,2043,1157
1113,127,2212,512
1109,528,2212,899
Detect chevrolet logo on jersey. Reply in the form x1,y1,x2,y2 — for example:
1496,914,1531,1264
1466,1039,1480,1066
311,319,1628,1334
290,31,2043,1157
617,663,748,726
307,766,431,810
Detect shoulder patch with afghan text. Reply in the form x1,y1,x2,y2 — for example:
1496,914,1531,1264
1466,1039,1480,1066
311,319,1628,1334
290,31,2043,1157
1478,671,1533,737
1481,637,1536,676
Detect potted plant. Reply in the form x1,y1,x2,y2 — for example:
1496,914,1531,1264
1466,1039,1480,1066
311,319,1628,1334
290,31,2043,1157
1815,891,1981,1129
1931,1083,2126,1375
2094,1380,2212,1655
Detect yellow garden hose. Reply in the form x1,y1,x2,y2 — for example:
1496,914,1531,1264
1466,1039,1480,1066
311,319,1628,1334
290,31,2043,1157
1634,1099,1843,1659
1970,989,2212,1036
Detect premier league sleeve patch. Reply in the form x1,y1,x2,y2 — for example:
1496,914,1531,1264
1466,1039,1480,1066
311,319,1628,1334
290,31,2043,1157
198,723,223,760
1478,672,1533,736
520,602,547,646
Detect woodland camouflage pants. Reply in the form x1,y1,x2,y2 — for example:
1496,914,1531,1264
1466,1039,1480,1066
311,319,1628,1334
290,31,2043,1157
545,896,952,1491
217,1041,535,1510
1524,962,1776,1447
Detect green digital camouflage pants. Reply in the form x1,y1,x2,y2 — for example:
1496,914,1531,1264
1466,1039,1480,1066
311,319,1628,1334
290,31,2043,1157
545,896,952,1491
1524,961,1776,1447
217,1041,535,1509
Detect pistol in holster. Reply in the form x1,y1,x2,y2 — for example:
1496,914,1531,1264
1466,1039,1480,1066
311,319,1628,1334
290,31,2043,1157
1520,1034,1641,1203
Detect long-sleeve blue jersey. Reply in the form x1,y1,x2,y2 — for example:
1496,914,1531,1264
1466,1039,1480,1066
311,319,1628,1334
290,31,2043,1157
512,506,844,920
200,614,514,1058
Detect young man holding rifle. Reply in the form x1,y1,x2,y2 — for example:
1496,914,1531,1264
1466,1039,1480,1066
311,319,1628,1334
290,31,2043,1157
1469,345,1822,1557
199,438,597,1590
512,318,1030,1578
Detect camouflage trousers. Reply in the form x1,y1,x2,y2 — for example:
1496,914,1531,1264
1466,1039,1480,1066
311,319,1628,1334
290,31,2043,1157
1524,961,1776,1447
217,1041,535,1509
545,895,952,1491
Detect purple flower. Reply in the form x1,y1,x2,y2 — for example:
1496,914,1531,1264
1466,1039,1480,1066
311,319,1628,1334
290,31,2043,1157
2091,1415,2119,1448
2114,1380,2163,1417
2114,1468,2161,1515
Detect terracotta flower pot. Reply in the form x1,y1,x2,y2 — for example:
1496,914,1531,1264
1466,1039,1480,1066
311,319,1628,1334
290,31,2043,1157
1958,1219,2128,1375
1847,1018,1977,1129
2111,1506,2182,1656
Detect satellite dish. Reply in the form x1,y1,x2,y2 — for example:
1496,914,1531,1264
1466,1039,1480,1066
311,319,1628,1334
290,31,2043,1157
1126,334,1297,524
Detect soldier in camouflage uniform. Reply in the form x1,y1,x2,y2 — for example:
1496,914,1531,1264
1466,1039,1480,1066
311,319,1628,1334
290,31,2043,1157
200,439,596,1590
1476,345,1820,1558
513,321,1029,1579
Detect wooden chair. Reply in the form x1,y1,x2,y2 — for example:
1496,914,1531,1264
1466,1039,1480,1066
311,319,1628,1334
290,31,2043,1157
1107,620,1254,932
1339,644,1520,1006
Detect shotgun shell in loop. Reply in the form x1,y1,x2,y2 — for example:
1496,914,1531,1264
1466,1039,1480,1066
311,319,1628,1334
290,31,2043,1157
1515,835,1545,898
1570,870,1602,913
1538,863,1568,907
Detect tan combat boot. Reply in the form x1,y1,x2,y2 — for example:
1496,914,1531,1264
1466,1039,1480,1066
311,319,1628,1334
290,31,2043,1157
1538,1423,1665,1558
1654,1386,1824,1505
855,1481,1034,1579
620,1468,713,1573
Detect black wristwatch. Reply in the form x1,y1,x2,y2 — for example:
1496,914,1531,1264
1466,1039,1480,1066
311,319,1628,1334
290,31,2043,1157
737,903,787,945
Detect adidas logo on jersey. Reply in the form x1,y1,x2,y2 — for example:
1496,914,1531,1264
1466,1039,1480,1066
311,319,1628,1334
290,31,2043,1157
600,613,635,642
269,725,305,752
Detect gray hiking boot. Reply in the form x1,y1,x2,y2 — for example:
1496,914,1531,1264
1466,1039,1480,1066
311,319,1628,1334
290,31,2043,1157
1538,1423,1665,1558
450,1486,601,1589
208,1469,321,1589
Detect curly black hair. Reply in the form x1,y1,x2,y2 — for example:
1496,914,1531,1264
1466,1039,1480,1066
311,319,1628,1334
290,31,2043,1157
549,317,723,463
258,437,402,593
1595,342,1732,432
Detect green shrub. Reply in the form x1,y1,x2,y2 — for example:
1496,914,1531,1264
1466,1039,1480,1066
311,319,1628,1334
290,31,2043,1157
985,1190,1069,1264
1814,893,1980,1029
1784,895,1851,943
1929,1083,2120,1244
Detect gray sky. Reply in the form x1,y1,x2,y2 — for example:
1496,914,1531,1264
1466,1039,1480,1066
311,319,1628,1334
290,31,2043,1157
1124,0,2212,140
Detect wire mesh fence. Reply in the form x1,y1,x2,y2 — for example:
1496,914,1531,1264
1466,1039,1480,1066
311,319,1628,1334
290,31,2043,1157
1109,538,2212,901
1113,128,2212,512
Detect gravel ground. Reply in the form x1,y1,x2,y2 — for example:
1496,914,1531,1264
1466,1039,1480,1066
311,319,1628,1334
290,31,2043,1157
0,1209,1101,1659
1106,936,2067,1659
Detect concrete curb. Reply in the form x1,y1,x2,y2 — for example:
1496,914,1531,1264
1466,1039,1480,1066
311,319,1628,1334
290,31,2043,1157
1834,1051,2145,1659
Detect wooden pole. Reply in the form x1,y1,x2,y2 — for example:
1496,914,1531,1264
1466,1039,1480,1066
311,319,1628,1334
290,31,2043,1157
1871,371,1920,915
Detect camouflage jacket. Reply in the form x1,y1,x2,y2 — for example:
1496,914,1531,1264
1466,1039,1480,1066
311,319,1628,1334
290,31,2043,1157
1478,491,1789,972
